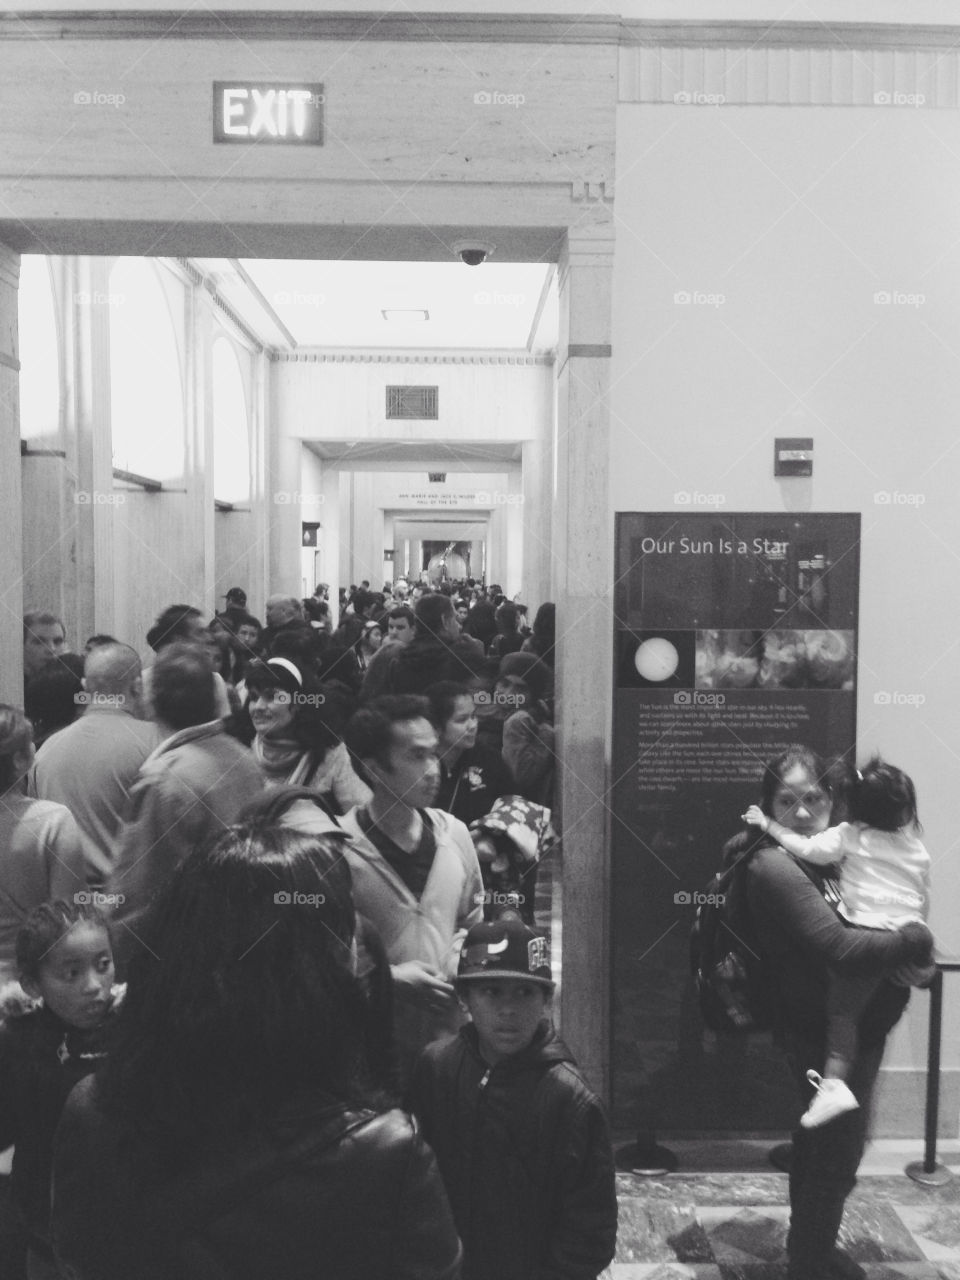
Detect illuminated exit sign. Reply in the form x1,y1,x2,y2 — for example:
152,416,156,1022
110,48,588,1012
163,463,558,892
213,83,324,144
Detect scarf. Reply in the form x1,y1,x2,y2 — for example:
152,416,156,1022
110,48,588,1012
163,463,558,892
253,734,306,782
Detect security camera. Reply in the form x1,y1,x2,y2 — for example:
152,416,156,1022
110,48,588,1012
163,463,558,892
453,239,496,267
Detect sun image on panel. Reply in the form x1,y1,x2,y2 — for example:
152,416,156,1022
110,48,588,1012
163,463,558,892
617,631,696,689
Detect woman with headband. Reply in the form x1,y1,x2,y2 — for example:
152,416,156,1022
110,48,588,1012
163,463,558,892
244,659,371,815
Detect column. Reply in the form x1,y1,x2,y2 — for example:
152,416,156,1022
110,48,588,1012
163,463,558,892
52,257,116,646
266,365,302,597
553,224,615,1097
0,243,23,704
504,468,523,598
319,463,341,608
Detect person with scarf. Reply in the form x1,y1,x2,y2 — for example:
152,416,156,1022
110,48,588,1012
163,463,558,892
245,659,371,814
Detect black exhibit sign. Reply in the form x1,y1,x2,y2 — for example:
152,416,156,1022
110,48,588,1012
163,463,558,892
611,513,860,1132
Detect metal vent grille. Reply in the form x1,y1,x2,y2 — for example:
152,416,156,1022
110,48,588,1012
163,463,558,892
428,473,446,484
386,385,438,419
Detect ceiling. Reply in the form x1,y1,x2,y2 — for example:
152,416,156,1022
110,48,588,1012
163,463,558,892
306,440,522,467
194,258,558,352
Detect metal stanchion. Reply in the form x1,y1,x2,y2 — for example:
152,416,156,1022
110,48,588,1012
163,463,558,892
905,964,959,1187
615,1130,679,1176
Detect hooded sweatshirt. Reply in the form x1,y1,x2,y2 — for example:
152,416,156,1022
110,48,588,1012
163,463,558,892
408,1022,617,1280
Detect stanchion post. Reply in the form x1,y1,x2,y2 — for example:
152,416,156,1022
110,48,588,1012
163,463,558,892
906,965,955,1187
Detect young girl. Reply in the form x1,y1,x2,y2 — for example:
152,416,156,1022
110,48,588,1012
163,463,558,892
744,756,932,1128
0,900,122,1278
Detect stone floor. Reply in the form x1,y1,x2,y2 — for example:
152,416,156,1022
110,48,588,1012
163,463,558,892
608,1142,960,1279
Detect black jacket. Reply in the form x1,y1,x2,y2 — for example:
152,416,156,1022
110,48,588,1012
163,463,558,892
408,1023,617,1280
0,984,121,1246
741,837,921,1048
52,1078,462,1280
434,743,515,829
379,636,486,697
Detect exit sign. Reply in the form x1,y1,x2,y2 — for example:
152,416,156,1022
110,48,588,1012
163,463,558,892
213,82,324,144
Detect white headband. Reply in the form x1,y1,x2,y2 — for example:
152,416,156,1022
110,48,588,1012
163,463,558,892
267,658,303,687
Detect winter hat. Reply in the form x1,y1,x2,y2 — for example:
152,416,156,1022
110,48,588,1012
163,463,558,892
457,915,553,989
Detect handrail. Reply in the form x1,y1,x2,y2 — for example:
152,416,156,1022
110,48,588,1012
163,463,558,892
905,960,960,1186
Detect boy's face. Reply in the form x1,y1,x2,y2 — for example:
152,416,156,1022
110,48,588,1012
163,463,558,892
461,979,550,1064
24,922,114,1030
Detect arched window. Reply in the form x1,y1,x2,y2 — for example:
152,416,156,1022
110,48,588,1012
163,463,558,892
109,259,184,480
18,256,60,441
212,336,250,504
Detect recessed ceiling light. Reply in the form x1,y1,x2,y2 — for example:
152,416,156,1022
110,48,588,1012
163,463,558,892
382,309,429,322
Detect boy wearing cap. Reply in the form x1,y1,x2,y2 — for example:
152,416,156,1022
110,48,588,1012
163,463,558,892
407,915,617,1280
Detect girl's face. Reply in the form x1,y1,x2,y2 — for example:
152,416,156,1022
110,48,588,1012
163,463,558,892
26,922,114,1030
769,763,832,837
363,626,383,653
248,686,296,740
439,694,478,759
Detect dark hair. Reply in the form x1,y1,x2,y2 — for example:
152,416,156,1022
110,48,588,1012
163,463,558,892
527,603,556,667
414,593,454,639
344,695,431,774
95,822,376,1159
759,744,835,817
850,756,919,832
425,682,473,732
22,610,64,639
0,705,35,792
84,634,118,652
17,899,112,983
24,655,85,744
267,625,322,674
146,605,202,653
495,604,519,633
151,642,216,730
463,601,497,646
243,660,344,760
387,605,415,626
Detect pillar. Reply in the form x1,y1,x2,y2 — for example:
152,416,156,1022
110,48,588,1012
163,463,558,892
319,463,341,609
0,243,23,704
554,224,615,1097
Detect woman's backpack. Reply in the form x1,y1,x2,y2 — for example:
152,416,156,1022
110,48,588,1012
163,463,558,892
689,844,775,1034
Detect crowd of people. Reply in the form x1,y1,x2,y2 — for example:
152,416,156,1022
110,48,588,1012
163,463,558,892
5,583,590,1279
2,591,939,1280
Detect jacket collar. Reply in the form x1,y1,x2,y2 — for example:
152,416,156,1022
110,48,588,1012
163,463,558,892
150,719,225,762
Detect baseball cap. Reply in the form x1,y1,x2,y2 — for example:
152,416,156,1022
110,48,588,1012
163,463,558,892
224,587,247,607
457,915,553,988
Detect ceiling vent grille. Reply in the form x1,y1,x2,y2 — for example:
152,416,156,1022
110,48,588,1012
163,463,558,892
386,385,438,420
